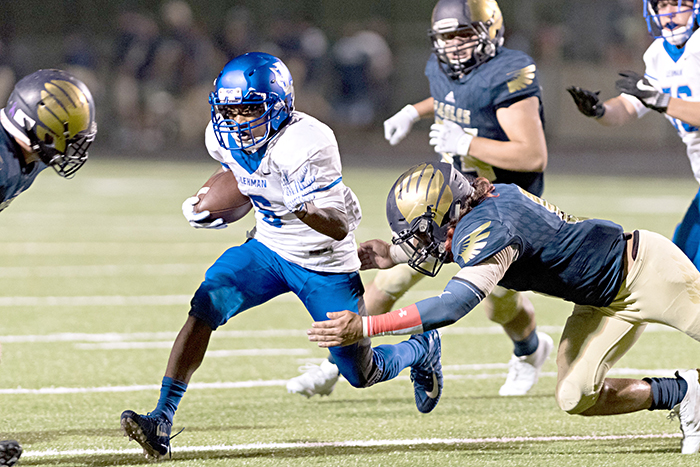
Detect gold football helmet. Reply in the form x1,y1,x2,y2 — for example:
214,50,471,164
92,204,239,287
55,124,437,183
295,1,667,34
386,162,473,276
0,69,96,178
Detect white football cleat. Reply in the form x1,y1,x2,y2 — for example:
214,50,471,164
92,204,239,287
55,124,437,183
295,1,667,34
499,331,554,396
286,359,340,398
674,369,700,454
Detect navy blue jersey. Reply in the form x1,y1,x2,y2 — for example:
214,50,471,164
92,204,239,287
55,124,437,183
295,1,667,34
0,126,45,212
425,48,545,196
451,184,626,307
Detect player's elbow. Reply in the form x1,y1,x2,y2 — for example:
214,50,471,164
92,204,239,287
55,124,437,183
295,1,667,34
330,221,349,241
523,147,547,172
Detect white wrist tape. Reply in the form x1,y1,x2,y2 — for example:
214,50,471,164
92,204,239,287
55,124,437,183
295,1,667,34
362,316,369,338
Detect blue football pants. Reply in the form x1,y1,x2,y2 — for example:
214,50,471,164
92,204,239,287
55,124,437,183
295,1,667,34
188,239,425,388
673,186,700,270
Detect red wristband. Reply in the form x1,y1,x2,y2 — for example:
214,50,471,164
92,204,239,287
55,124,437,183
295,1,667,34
367,304,423,336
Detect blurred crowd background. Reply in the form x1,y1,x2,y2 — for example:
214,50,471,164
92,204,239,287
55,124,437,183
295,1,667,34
0,0,688,170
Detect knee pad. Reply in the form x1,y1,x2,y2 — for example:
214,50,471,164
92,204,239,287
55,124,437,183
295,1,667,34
372,264,425,300
555,376,599,414
483,287,522,325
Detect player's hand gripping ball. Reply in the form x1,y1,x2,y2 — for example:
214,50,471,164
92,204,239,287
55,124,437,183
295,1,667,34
183,170,252,229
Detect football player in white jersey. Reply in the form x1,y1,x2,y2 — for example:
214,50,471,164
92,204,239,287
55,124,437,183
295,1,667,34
568,0,700,270
120,52,444,460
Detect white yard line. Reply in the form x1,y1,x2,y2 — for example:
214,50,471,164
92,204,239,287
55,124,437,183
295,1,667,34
0,322,673,344
0,264,205,278
0,368,677,395
23,432,681,459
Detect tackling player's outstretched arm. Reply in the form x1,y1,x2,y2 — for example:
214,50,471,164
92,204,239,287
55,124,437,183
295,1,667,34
308,245,517,347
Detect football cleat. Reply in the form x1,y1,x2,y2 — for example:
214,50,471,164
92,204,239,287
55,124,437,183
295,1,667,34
499,331,554,396
673,369,700,454
410,329,443,413
0,440,21,466
121,410,172,459
286,359,340,398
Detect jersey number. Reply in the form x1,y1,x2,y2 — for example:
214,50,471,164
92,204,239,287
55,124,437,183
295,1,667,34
663,86,699,133
248,195,283,228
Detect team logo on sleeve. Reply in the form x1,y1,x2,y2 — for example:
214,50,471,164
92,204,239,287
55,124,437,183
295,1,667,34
457,221,491,263
506,65,536,93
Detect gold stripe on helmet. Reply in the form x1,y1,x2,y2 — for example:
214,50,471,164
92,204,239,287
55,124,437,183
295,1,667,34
394,163,454,224
36,79,92,153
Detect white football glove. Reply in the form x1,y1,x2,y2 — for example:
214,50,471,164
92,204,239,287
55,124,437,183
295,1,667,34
384,104,420,146
281,163,319,213
181,196,227,229
429,120,475,156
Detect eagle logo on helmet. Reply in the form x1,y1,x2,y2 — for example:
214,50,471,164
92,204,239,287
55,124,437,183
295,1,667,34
36,79,93,155
394,163,454,226
0,69,96,178
387,162,473,277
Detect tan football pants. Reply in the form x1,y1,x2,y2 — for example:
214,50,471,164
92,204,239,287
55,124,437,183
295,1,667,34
556,230,700,414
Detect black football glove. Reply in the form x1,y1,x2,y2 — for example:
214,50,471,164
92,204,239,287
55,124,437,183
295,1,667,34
615,70,670,113
567,86,606,118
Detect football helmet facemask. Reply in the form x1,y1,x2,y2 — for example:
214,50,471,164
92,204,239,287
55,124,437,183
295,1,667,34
209,52,295,152
644,0,699,46
0,69,96,178
429,0,505,79
386,162,473,277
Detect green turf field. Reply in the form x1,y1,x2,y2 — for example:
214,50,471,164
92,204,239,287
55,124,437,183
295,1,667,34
1,159,700,466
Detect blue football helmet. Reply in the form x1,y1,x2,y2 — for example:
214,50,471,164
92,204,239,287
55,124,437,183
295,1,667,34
386,162,473,277
209,52,295,152
429,0,505,79
644,0,699,46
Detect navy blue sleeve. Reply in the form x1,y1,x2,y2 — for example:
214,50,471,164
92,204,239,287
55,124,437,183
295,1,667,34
415,277,486,331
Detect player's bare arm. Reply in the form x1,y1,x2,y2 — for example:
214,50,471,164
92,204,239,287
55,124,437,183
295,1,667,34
666,98,700,127
468,96,547,172
567,86,637,126
412,97,435,118
597,96,638,126
295,203,349,241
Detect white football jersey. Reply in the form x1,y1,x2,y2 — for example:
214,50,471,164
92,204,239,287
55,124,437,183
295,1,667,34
204,112,362,273
623,31,700,183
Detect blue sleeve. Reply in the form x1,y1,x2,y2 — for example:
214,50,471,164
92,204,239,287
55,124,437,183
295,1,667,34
415,277,486,331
